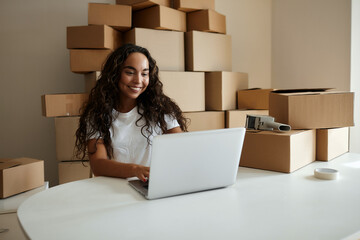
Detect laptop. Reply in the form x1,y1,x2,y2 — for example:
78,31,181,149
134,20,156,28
128,128,245,200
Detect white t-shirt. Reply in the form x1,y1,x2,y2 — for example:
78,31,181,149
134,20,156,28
90,106,179,166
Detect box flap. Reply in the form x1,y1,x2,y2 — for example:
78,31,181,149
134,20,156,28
0,160,22,171
272,88,332,94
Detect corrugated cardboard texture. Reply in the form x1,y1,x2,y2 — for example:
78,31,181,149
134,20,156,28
205,72,248,110
42,93,89,117
187,9,226,34
0,158,44,198
316,127,349,161
124,28,184,71
88,3,131,30
67,25,122,50
237,88,274,110
70,49,112,73
269,90,354,129
185,31,232,71
116,0,171,11
226,110,269,128
58,161,92,184
160,71,205,112
133,5,186,32
55,117,83,161
240,130,315,173
174,0,215,12
183,111,225,132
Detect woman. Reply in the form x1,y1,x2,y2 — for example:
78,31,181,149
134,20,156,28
75,44,188,182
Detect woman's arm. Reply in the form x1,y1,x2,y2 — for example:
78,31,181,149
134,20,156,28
165,126,183,134
87,139,149,182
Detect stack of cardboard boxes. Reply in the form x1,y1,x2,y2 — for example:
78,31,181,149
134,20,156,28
238,88,354,173
41,0,251,184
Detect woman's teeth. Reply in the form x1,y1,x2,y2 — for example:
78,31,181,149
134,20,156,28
129,86,141,91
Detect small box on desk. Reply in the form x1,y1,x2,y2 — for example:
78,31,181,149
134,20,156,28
226,110,269,128
240,130,316,173
133,5,186,32
58,161,92,184
67,25,122,50
88,3,131,31
70,49,112,73
183,111,225,132
0,158,44,198
159,71,205,112
316,127,349,161
55,117,83,161
42,93,88,117
269,89,354,129
237,88,274,110
116,0,172,11
205,71,248,111
185,31,232,71
174,0,215,12
124,28,184,71
187,9,226,34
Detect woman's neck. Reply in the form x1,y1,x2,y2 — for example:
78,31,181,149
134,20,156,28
117,100,137,113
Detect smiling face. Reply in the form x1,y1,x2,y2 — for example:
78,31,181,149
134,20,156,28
117,52,150,111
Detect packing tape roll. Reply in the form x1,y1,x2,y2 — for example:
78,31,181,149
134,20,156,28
314,168,339,180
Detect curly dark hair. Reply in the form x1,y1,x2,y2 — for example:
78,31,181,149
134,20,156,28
75,43,188,160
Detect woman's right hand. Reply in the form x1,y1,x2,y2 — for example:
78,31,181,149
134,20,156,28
133,164,150,182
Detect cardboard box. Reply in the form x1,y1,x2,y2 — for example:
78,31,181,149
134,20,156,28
183,111,225,132
185,31,232,71
55,117,83,161
187,9,226,34
240,130,316,173
174,0,215,12
58,161,92,184
124,28,184,71
67,25,122,50
133,5,186,32
269,89,354,129
205,71,248,110
316,127,349,161
85,71,101,93
226,110,269,128
88,3,131,31
42,93,88,117
160,71,205,112
70,49,112,73
0,158,44,198
237,88,274,110
116,0,172,11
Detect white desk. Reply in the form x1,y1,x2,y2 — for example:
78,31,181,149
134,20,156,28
18,153,360,240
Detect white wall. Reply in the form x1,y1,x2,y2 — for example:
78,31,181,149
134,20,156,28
215,0,272,88
272,0,351,91
350,0,360,153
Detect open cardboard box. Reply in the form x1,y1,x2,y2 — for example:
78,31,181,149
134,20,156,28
269,88,354,129
0,158,44,198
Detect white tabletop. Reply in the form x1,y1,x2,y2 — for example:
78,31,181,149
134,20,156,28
18,153,360,240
